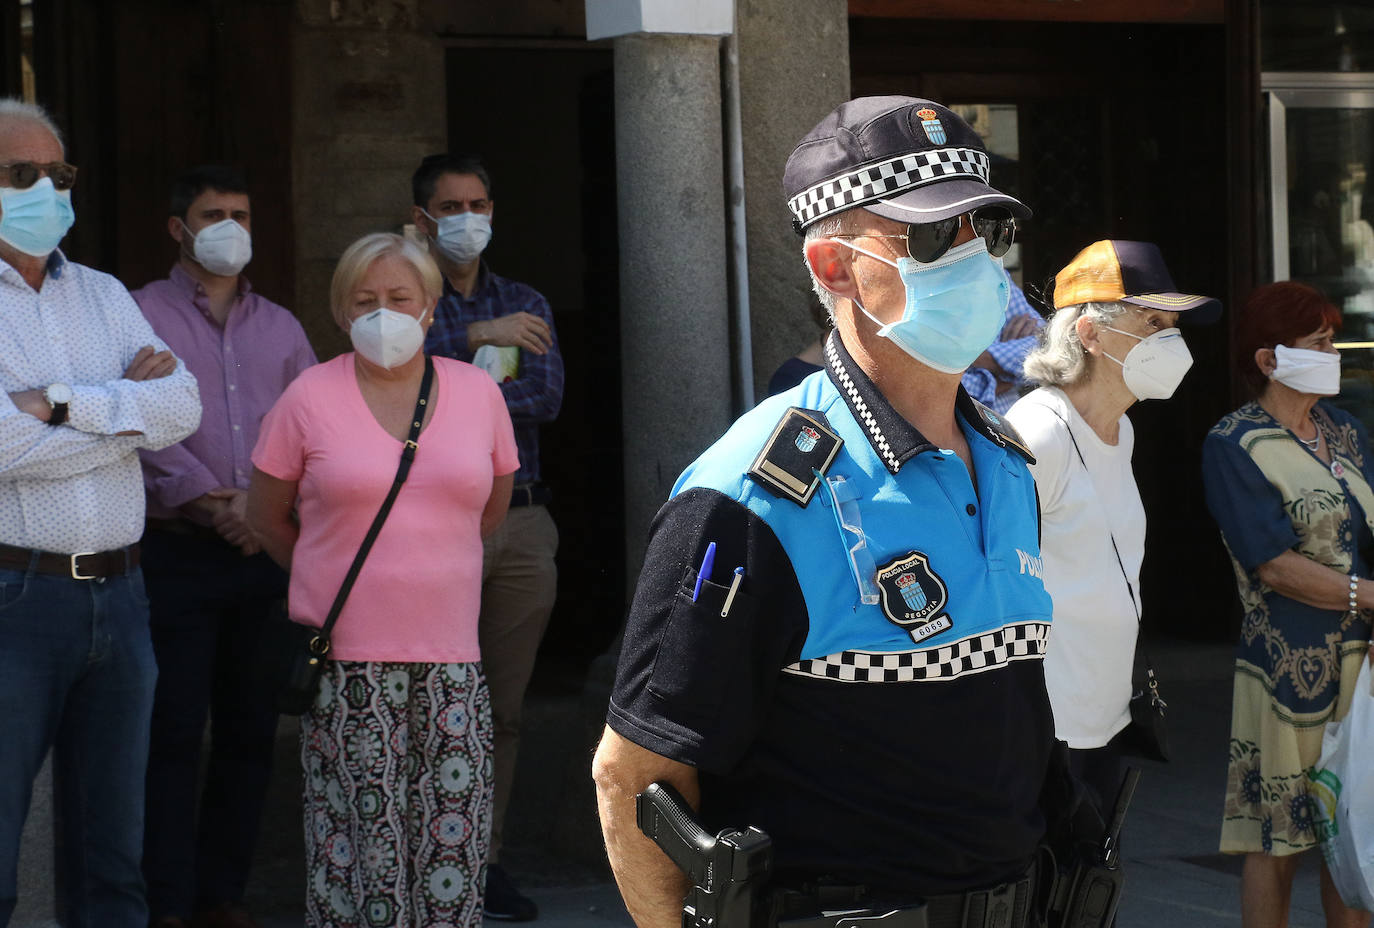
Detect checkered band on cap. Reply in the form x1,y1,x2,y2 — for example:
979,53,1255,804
782,621,1048,684
788,147,992,228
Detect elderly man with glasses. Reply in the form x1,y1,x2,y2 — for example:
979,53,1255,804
594,98,1078,928
0,99,201,927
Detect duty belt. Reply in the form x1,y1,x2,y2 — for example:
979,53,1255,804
772,866,1037,928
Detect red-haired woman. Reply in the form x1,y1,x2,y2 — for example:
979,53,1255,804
1203,281,1374,928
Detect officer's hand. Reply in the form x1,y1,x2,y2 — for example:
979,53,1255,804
470,313,553,355
1000,314,1039,342
124,346,177,381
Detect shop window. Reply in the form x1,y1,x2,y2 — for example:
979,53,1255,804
1262,2,1374,73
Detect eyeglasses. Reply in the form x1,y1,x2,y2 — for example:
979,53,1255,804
838,208,1017,264
0,161,79,191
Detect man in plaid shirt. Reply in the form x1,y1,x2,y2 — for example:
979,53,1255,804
411,153,563,921
961,273,1043,414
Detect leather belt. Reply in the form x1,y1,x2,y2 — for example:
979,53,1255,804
510,483,552,508
0,542,141,580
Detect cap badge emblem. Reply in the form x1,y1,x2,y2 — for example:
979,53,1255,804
916,108,947,145
794,425,820,453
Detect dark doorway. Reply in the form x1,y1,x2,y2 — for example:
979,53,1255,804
851,16,1239,639
445,45,624,669
11,0,295,306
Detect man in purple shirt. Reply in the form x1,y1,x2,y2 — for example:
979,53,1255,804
411,153,563,921
133,165,316,928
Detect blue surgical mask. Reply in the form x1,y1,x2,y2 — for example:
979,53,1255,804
423,209,491,264
0,177,75,257
839,236,1010,373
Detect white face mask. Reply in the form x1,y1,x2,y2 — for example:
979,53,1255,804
1101,326,1194,400
424,210,491,264
182,218,252,277
349,306,430,369
1272,343,1341,396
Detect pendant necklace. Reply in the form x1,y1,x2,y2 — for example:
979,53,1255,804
1313,422,1348,480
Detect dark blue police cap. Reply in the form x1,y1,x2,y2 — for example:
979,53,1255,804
783,96,1031,234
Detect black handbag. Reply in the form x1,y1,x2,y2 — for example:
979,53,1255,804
1048,404,1170,763
265,355,434,716
1123,649,1169,762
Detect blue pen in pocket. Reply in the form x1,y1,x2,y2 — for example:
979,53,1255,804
691,542,716,602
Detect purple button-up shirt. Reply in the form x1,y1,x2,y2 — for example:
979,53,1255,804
134,264,316,519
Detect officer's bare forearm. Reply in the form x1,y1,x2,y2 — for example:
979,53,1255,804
592,727,696,928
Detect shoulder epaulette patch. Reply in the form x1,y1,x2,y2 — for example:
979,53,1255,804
972,400,1035,465
747,407,843,506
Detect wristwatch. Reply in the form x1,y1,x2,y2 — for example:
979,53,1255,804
43,383,72,426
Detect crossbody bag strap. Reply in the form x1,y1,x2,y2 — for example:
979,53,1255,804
1043,401,1162,695
1043,403,1141,622
318,354,435,641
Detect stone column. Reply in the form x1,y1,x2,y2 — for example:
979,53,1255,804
736,0,850,396
292,0,447,354
606,29,734,575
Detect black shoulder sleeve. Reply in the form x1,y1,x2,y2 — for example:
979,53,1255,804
607,487,808,774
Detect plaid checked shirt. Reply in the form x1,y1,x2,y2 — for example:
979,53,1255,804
961,277,1042,415
424,264,563,485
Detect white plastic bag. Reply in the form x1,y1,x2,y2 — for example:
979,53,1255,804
1308,657,1374,912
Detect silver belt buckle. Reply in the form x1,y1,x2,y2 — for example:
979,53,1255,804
69,551,99,580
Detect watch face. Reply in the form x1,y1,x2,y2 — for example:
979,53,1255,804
47,383,73,405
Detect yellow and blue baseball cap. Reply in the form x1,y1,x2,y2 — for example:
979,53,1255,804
1053,240,1221,323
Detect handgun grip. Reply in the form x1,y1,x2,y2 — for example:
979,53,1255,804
637,781,717,886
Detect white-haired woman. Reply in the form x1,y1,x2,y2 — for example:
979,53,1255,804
1005,240,1218,811
247,233,518,926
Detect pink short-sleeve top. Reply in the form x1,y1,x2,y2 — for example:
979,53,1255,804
252,354,519,662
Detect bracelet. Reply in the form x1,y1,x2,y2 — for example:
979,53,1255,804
1350,574,1360,615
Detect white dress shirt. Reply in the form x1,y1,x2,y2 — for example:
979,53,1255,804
0,251,201,554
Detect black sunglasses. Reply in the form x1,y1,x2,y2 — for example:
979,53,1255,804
841,207,1016,264
0,161,78,192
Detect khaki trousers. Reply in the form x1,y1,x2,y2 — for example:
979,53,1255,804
479,503,559,861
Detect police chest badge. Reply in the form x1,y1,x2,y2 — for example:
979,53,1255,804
875,551,951,642
747,408,842,507
916,108,947,145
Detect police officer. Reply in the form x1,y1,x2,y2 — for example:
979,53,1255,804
592,97,1058,928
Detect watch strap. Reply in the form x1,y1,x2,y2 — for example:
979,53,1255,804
44,386,69,426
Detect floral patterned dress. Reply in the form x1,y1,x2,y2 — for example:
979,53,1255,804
1202,400,1374,855
302,661,494,927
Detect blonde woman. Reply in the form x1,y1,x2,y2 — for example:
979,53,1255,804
248,233,517,926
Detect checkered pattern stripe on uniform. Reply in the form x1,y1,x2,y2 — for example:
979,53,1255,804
782,621,1049,683
825,337,899,473
788,148,991,228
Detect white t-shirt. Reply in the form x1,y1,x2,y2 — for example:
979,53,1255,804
1006,386,1145,748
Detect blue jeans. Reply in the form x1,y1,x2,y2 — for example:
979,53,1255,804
0,563,157,928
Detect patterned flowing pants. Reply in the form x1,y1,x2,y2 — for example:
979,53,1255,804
301,661,494,927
